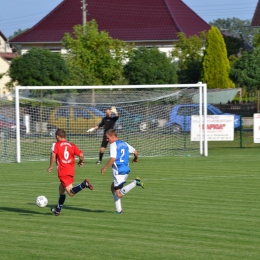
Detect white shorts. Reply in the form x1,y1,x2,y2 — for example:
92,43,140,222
112,168,129,187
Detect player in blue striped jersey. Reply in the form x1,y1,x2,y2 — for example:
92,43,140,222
101,129,145,214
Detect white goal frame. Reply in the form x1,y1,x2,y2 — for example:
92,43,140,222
15,83,208,163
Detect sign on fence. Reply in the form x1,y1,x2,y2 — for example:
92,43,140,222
191,115,234,141
253,113,260,143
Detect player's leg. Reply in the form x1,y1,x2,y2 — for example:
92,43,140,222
65,183,76,197
111,171,127,214
51,183,66,216
97,146,105,164
111,182,123,214
134,177,145,189
113,174,128,198
61,174,94,196
97,137,108,164
117,176,145,197
70,179,94,194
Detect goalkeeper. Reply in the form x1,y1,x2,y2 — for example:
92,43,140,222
87,106,119,164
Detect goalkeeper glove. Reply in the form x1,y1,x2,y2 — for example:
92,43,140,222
87,127,95,133
111,106,117,114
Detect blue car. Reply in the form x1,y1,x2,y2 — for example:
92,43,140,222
165,104,241,133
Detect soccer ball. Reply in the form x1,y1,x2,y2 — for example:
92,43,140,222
36,195,48,208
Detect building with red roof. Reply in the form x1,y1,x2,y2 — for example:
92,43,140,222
10,0,210,54
251,0,260,27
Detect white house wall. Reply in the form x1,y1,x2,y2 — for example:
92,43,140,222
0,57,12,100
0,35,12,53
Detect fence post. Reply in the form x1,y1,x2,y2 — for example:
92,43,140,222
183,115,187,150
67,116,70,141
239,115,243,148
4,117,8,156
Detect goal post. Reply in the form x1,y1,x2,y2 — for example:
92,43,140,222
11,84,208,163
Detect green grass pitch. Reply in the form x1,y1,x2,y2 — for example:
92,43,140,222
1,148,260,259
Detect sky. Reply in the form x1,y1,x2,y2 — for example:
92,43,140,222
0,0,258,38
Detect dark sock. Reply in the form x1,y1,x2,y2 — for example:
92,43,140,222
99,152,104,161
56,194,66,212
71,181,86,194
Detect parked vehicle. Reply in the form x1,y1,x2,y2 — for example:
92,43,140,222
164,104,241,133
0,114,27,138
95,105,158,132
84,106,105,118
47,107,103,134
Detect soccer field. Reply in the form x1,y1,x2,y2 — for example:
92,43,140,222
1,148,260,260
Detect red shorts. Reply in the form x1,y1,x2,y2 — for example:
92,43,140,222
59,175,74,188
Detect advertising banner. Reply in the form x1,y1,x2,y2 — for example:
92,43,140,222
253,113,260,143
191,115,234,141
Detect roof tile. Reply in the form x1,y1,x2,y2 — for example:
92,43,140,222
10,0,210,43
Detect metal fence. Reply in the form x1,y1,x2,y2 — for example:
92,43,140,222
214,103,257,117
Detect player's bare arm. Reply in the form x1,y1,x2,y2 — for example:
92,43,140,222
132,150,139,163
47,152,56,172
78,153,84,167
101,157,116,175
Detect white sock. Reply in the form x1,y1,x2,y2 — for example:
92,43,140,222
113,193,122,212
120,181,136,195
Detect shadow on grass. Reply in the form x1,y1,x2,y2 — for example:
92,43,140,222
0,203,106,215
26,203,107,213
0,205,107,215
64,205,106,213
0,206,50,215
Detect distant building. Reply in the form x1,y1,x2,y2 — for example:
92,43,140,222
221,30,253,52
0,31,13,53
0,31,16,99
251,0,260,27
10,0,210,54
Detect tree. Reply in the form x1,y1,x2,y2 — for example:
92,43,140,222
223,35,245,57
209,18,257,43
123,47,177,85
9,29,30,54
7,47,69,92
230,47,260,91
62,20,132,86
9,28,29,40
200,26,235,89
252,29,260,47
171,32,207,84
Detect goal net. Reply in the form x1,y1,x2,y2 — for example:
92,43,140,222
0,84,207,163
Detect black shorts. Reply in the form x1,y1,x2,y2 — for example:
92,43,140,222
101,136,108,148
113,182,124,190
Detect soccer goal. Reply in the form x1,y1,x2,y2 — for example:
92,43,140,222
0,83,208,163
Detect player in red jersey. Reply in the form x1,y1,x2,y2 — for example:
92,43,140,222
47,128,94,216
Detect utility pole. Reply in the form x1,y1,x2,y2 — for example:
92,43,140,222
81,0,94,103
81,0,87,26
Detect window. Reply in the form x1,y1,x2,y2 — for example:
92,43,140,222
56,108,70,117
74,108,93,119
177,106,199,116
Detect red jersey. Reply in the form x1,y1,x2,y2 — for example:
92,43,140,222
52,140,82,177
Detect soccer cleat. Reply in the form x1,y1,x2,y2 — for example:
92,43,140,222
84,179,94,190
51,208,60,216
135,177,145,189
115,211,123,214
96,160,101,165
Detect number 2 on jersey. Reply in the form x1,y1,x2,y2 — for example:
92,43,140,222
120,148,125,162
